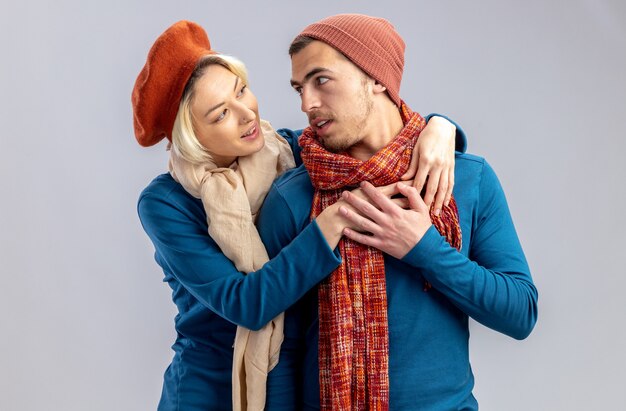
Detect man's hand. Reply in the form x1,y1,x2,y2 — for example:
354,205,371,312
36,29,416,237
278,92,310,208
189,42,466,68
401,116,456,216
338,181,432,259
315,182,409,249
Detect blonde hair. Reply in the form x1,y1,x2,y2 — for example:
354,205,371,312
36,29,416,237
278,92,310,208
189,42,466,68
171,54,249,164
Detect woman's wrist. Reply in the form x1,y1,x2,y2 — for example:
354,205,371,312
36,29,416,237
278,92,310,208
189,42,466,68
315,203,346,249
428,115,456,135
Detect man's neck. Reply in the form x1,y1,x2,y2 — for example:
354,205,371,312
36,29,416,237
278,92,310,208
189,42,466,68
347,99,404,162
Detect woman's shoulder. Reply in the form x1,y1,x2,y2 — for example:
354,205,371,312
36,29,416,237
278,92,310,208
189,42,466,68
138,173,203,218
139,173,179,200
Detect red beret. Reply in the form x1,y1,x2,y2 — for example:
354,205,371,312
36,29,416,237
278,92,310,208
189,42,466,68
132,20,214,147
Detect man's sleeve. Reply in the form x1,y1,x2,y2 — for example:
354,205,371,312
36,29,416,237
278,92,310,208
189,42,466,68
402,160,538,340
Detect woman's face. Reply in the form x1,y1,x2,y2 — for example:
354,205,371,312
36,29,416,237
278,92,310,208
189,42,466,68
190,64,264,167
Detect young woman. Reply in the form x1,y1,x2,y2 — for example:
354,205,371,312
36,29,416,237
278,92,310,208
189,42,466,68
132,21,465,411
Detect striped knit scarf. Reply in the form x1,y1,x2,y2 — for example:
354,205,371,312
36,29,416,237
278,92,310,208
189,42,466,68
300,103,462,411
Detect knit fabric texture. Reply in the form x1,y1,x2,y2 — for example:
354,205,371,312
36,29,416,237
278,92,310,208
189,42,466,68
300,103,462,410
132,20,214,147
296,14,405,107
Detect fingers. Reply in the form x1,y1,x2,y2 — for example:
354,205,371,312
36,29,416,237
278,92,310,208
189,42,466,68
432,168,449,216
422,166,442,208
401,149,419,180
356,181,399,215
443,138,455,207
341,188,386,222
391,197,410,209
412,158,428,195
343,227,381,249
372,181,402,197
348,181,400,203
338,204,383,236
345,182,414,216
444,162,455,207
397,182,428,213
342,182,432,259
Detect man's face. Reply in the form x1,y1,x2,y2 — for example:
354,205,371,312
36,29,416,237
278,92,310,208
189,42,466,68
290,40,374,153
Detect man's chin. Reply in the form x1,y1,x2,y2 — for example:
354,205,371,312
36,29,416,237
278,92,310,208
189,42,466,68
321,135,351,153
322,143,346,154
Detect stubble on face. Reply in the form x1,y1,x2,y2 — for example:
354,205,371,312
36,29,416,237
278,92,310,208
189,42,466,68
321,75,374,153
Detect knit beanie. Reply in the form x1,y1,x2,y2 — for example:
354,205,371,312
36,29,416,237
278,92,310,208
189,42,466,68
132,20,214,147
295,14,405,107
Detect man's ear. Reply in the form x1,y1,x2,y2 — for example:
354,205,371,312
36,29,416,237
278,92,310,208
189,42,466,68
372,81,387,94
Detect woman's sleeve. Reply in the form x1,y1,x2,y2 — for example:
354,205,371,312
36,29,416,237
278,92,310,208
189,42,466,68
256,180,312,410
137,186,340,331
276,128,304,166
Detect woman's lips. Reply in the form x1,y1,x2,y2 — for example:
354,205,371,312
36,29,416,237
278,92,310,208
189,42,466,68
241,122,259,140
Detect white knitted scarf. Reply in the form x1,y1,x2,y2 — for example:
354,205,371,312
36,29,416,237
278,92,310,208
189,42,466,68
168,120,295,410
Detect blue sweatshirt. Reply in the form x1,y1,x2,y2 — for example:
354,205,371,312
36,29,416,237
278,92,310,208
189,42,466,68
257,151,537,410
137,116,466,410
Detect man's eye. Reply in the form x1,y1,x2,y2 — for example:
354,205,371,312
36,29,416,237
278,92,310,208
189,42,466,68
293,87,302,96
317,77,329,85
237,85,247,97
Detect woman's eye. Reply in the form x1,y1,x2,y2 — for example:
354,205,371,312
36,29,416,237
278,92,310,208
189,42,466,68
237,85,247,97
216,109,227,122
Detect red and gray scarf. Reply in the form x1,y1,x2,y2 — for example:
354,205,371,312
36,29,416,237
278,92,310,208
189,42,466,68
300,102,462,410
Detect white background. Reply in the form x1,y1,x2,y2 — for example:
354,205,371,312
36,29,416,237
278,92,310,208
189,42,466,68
1,0,625,410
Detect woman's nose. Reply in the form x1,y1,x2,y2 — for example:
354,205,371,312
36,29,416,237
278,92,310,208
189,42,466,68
237,102,255,124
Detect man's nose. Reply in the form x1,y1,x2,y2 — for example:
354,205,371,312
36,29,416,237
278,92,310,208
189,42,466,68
300,88,320,113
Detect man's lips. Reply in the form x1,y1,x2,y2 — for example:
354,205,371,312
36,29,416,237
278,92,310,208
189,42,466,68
310,118,333,133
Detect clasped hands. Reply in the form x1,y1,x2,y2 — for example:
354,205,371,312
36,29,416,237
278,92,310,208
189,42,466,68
318,115,455,258
336,116,456,259
336,181,432,259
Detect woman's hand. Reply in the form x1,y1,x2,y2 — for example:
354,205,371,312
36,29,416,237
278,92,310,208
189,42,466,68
401,116,456,216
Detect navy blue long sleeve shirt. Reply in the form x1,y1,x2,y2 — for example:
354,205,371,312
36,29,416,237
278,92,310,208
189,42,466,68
257,151,537,410
137,116,467,410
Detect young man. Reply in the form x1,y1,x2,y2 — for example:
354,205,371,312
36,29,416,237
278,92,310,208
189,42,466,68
257,14,538,410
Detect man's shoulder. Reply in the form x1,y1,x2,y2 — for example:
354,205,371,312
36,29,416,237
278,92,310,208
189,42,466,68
455,152,486,167
455,152,500,179
453,152,509,208
452,152,507,204
455,152,503,180
453,152,486,183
